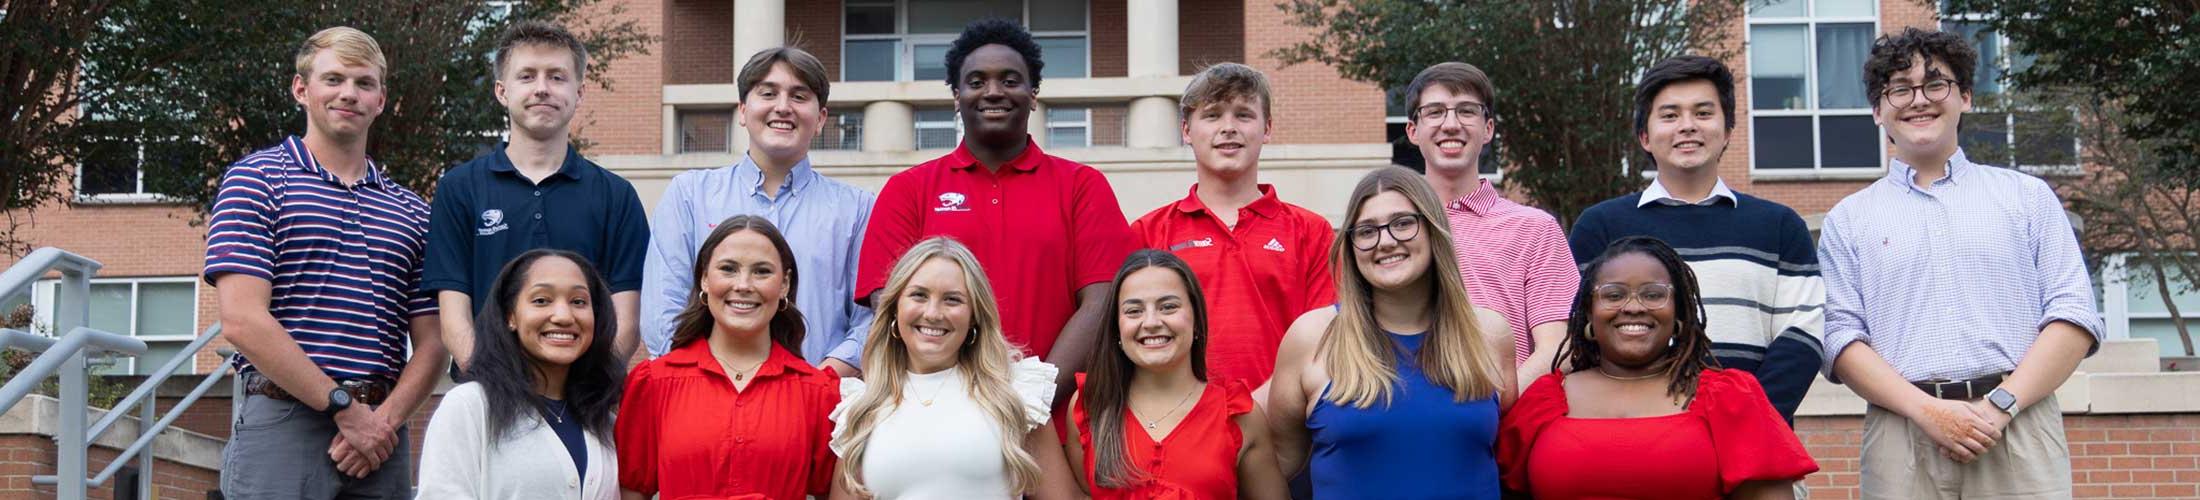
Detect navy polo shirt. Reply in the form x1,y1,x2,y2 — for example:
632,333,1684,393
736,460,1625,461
424,144,649,315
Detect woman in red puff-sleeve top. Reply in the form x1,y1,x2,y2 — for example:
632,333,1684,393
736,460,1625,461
1499,237,1815,499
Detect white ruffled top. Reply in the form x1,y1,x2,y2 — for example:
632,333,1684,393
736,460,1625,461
830,357,1058,499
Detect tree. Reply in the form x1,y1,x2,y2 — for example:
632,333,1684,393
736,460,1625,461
0,0,117,256
1274,0,1747,226
72,0,651,222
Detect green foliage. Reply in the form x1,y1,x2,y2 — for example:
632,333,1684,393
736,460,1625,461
75,0,652,220
0,0,117,256
1938,0,2200,186
1274,0,1746,226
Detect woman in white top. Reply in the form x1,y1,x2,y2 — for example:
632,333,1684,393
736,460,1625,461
829,237,1081,500
418,250,625,499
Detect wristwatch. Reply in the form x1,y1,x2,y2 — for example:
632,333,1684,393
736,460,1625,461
322,387,354,418
1986,387,2020,416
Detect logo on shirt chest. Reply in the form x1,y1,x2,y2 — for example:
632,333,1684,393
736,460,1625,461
1170,237,1215,252
1263,238,1287,252
934,192,972,212
478,209,509,236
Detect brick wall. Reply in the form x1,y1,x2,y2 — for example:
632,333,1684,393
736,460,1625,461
579,0,667,155
1091,0,1126,78
1240,0,1383,145
665,0,736,85
1178,0,1243,74
0,435,217,500
788,0,845,80
0,199,229,373
1795,414,2200,499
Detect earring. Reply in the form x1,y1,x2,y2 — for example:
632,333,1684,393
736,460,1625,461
966,329,979,346
779,297,792,311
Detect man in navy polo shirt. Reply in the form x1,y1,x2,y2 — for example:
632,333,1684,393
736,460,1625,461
426,20,649,369
208,27,442,498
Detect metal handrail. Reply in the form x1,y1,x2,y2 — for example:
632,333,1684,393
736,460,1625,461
0,328,56,353
82,323,226,442
34,339,235,488
0,247,101,301
0,327,147,416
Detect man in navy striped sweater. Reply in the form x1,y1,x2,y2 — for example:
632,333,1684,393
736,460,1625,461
1566,55,1824,424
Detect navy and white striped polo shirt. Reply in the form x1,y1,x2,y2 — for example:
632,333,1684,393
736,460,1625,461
203,136,438,383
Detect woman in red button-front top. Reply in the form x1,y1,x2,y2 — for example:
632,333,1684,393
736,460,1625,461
1066,250,1291,499
1497,237,1816,499
616,215,840,500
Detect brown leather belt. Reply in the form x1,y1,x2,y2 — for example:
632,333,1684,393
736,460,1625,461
245,375,391,406
1912,373,2006,401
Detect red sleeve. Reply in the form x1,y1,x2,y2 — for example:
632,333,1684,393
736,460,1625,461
1299,211,1338,311
1698,369,1819,494
856,171,926,304
1128,208,1160,250
1069,167,1136,287
1496,372,1568,494
1221,378,1256,417
807,373,842,496
615,361,662,495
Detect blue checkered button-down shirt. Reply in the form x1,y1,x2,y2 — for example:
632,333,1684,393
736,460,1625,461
1818,149,2104,383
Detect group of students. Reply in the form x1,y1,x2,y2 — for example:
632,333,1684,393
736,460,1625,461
202,14,2099,500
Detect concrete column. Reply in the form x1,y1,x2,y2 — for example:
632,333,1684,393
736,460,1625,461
1126,0,1179,78
1126,96,1179,148
661,105,678,155
1028,101,1049,147
731,0,786,157
862,100,916,152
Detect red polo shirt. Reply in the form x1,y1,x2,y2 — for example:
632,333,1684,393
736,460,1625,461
615,340,839,500
857,138,1137,359
1131,184,1337,384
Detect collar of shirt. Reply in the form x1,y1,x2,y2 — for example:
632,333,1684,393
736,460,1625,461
659,338,821,381
1172,183,1283,221
1887,148,1975,194
484,142,585,183
735,154,817,201
944,136,1047,173
1636,177,1738,208
284,135,396,191
1449,178,1503,215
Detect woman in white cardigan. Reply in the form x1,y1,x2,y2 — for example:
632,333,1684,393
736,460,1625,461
418,250,627,499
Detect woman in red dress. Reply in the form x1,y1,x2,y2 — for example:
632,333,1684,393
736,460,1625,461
616,216,840,500
1498,236,1817,499
1066,250,1290,499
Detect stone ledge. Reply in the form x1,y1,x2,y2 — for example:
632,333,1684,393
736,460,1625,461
1798,340,2199,417
0,395,224,470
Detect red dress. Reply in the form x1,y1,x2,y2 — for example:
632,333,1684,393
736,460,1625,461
616,341,839,500
1072,374,1256,499
1497,368,1817,499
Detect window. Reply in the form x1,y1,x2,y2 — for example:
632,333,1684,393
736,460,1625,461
915,107,961,150
1384,87,1499,177
676,109,736,153
813,111,866,151
2103,256,2200,358
1747,0,1881,171
842,0,1090,82
1942,8,2079,171
1045,106,1089,149
31,278,200,376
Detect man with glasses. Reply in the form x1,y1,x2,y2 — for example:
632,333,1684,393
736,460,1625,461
1403,62,1579,390
1819,28,2098,499
1568,55,1823,425
1130,62,1335,386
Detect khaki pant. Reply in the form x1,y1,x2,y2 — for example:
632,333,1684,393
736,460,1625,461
1860,394,2071,499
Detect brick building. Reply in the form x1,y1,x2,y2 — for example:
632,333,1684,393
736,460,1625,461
3,0,2198,498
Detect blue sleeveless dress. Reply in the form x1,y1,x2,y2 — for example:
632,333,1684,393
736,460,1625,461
1306,331,1501,499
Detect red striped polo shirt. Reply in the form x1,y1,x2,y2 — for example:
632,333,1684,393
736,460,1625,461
1444,179,1578,365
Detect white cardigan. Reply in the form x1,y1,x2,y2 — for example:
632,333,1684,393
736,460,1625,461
416,383,619,500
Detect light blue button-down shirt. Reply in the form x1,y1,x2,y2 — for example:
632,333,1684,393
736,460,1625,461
1818,149,2103,383
641,156,876,364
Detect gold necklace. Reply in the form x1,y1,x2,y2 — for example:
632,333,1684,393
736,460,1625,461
726,358,766,382
913,372,953,407
1594,365,1663,381
1136,384,1203,430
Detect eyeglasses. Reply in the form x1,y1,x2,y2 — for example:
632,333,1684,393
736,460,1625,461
1349,214,1424,251
1412,102,1489,126
1878,79,1957,108
1592,283,1674,311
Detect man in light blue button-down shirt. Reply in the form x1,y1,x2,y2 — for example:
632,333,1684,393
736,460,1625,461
641,47,874,376
1820,28,2100,499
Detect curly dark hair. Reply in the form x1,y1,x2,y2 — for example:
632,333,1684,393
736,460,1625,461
470,249,625,441
943,18,1045,89
1863,27,1979,109
1555,236,1718,402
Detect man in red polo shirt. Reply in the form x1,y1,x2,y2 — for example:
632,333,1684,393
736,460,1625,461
856,19,1135,392
1129,63,1335,387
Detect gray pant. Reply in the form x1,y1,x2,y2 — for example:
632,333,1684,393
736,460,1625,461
220,392,412,499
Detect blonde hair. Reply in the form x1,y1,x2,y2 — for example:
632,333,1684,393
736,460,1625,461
1322,166,1505,408
833,237,1042,495
294,27,388,78
1180,62,1272,121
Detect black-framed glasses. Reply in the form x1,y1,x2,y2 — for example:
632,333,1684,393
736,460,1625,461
1349,214,1424,251
1879,79,1957,108
1412,102,1489,126
1593,283,1675,311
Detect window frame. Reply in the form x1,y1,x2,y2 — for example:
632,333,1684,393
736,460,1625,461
1939,10,2082,175
840,0,1093,82
30,276,202,375
1745,1,1884,174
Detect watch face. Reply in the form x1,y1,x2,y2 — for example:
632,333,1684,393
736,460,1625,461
1990,389,2015,409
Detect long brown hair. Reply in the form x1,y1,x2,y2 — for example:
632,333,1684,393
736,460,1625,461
1322,166,1505,408
832,237,1041,495
1557,236,1718,401
668,215,806,355
1082,249,1210,488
